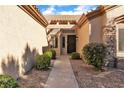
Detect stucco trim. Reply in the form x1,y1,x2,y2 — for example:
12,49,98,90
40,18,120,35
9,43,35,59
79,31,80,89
77,14,88,27
114,15,124,24
18,5,48,27
103,5,121,12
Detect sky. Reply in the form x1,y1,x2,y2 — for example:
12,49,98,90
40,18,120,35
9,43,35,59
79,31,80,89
36,5,100,15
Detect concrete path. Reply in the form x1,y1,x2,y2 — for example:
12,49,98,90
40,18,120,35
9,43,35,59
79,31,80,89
45,55,79,88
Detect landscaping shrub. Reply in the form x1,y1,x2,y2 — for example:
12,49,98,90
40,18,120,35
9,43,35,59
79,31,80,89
45,49,56,59
50,49,56,59
0,75,18,88
44,51,52,59
82,43,106,70
35,54,51,70
70,52,80,59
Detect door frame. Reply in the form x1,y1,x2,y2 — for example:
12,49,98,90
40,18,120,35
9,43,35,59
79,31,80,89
67,35,76,53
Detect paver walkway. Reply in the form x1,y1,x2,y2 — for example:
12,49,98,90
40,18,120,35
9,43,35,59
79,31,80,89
45,55,79,88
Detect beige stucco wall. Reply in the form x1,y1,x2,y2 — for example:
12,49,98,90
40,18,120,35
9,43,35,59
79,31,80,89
0,6,48,79
102,6,124,25
76,22,89,55
89,16,103,43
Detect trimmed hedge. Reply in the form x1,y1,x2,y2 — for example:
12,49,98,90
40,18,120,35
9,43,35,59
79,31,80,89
35,54,51,70
70,52,80,59
45,49,56,59
0,75,18,88
82,43,106,70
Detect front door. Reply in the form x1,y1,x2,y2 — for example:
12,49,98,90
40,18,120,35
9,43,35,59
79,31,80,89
67,35,76,53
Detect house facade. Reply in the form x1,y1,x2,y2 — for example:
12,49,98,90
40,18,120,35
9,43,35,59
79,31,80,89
44,5,124,59
0,5,124,79
45,15,81,55
77,5,124,59
0,5,48,79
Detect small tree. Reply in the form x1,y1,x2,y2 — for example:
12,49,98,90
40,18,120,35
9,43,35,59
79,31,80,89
82,43,106,70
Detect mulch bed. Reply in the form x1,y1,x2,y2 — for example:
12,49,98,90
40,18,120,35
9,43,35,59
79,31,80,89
70,59,124,88
18,60,55,88
18,68,51,88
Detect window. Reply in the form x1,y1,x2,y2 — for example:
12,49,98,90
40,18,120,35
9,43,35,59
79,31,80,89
51,35,58,48
118,29,124,51
117,24,124,57
62,37,65,48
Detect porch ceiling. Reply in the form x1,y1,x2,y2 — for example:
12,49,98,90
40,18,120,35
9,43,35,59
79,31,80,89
49,28,60,35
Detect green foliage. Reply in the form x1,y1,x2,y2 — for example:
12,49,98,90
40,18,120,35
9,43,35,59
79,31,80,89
44,51,52,59
35,54,51,70
50,49,56,59
82,43,106,70
46,49,56,59
0,75,18,88
70,52,80,59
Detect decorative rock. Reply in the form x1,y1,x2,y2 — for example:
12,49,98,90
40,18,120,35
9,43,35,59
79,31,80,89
103,19,118,68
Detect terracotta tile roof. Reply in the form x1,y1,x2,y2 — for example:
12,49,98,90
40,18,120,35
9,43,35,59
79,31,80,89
44,15,81,22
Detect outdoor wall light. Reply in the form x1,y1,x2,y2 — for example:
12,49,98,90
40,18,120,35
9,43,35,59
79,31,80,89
76,36,78,40
76,36,78,38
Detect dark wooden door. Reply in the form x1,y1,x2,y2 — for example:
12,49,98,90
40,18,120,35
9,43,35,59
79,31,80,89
67,35,76,53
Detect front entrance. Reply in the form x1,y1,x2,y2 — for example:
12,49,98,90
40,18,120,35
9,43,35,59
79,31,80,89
67,35,76,53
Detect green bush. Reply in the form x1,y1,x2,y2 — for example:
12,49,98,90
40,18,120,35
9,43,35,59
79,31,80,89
44,51,52,59
50,49,56,59
70,52,80,59
82,43,106,70
0,75,18,88
35,54,51,70
46,49,56,59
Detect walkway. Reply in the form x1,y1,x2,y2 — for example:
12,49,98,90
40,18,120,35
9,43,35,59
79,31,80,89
45,55,79,88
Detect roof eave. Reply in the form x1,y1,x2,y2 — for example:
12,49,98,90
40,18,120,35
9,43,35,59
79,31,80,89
18,5,48,27
78,5,119,27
